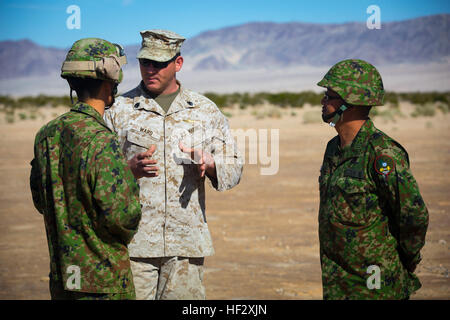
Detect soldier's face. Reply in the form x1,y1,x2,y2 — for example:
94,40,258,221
99,80,117,109
321,89,343,120
139,55,183,95
108,82,118,107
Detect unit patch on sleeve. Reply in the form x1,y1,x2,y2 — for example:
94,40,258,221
374,154,395,177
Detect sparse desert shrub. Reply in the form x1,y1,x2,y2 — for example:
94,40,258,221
436,102,450,114
411,104,436,117
370,106,404,122
265,92,300,108
222,111,232,118
0,95,17,109
266,108,282,119
5,110,15,123
384,92,399,107
399,91,450,106
204,92,229,109
242,92,264,107
251,110,265,119
303,111,322,124
1,92,449,119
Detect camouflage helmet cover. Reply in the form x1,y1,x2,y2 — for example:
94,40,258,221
317,59,385,106
61,38,127,83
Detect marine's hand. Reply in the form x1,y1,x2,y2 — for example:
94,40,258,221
179,142,216,178
128,145,159,179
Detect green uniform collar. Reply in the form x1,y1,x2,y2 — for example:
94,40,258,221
346,118,375,150
70,102,112,132
326,118,376,161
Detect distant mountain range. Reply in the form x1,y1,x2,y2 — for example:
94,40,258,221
0,14,448,80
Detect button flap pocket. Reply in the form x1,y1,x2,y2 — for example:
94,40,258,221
344,167,365,180
180,124,209,148
127,129,153,148
336,177,366,194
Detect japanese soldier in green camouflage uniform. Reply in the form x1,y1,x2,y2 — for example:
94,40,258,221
29,38,142,300
317,59,429,299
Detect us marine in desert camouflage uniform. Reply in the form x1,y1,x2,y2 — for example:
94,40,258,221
317,59,429,299
30,38,141,299
104,30,243,300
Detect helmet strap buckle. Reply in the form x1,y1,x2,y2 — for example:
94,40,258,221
329,104,347,127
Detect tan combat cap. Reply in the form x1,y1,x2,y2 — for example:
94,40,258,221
137,29,185,62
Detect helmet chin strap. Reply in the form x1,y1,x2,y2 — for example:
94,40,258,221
105,83,118,109
323,104,347,127
70,88,74,105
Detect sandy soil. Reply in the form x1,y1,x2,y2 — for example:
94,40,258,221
0,103,448,300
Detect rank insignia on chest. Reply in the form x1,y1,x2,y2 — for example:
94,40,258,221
374,154,395,177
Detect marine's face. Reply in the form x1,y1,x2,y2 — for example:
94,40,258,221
321,89,343,122
139,55,183,95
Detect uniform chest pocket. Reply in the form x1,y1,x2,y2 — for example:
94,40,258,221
123,129,154,159
333,177,369,227
179,123,210,149
127,129,154,148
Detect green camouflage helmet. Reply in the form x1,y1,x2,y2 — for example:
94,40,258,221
61,38,127,83
317,59,384,106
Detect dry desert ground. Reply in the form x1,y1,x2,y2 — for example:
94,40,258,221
0,102,449,299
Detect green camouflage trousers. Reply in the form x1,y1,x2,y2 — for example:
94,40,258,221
50,278,135,300
130,256,205,300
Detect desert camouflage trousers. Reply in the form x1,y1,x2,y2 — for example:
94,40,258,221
130,256,205,300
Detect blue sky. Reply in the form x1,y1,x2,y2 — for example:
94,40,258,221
0,0,449,48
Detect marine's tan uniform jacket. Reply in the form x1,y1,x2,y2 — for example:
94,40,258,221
104,82,243,258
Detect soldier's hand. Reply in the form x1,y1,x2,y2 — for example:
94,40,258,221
128,145,159,179
179,142,216,178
